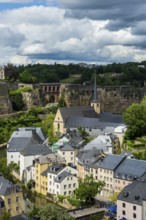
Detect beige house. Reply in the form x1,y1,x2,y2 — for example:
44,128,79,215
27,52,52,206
57,143,77,166
0,175,23,217
53,106,98,134
117,179,146,220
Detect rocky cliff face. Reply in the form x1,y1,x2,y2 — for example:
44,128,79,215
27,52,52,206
0,82,145,115
0,83,13,114
63,84,145,113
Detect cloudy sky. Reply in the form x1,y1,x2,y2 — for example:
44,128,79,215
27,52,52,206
0,0,146,65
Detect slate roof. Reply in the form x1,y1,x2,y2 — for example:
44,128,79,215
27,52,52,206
58,143,75,151
0,175,21,196
83,135,113,151
92,154,126,170
8,129,45,153
11,127,45,140
20,144,52,156
98,112,123,123
118,179,146,205
34,153,65,164
76,149,103,166
59,106,97,122
7,137,33,152
54,171,74,183
47,163,66,174
65,115,123,130
114,158,146,181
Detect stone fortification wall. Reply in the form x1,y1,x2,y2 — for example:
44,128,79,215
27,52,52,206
0,82,12,114
63,84,145,113
63,84,93,107
20,84,43,109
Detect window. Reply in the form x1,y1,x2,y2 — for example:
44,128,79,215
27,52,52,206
68,184,71,188
73,183,76,188
16,207,19,212
71,157,73,161
64,185,66,189
64,191,66,195
63,152,65,155
71,152,73,155
16,197,19,203
122,210,126,215
96,170,98,174
50,175,52,178
122,203,126,208
57,185,59,189
11,155,13,158
133,206,136,210
8,199,11,205
8,209,11,214
91,169,93,173
100,168,102,172
133,213,136,218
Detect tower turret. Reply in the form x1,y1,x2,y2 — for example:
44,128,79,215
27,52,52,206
91,72,101,114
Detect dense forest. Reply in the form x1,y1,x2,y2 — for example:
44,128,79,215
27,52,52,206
4,61,146,87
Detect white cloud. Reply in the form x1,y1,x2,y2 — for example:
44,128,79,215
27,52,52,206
0,4,146,65
0,0,32,2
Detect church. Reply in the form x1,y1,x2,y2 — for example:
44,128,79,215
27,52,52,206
53,74,123,134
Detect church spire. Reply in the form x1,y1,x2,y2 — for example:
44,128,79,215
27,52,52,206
91,71,101,114
93,71,97,101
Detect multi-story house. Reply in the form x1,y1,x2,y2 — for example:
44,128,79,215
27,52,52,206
114,158,146,194
77,150,146,198
91,154,126,197
7,127,51,181
83,134,120,154
34,153,65,195
76,149,103,179
117,179,146,220
57,143,77,166
47,163,78,197
0,175,23,217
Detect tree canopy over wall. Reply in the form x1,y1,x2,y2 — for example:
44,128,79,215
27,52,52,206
4,61,146,87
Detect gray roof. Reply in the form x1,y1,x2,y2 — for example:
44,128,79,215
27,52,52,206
65,115,123,130
54,171,73,183
0,175,21,196
47,163,66,174
59,106,97,122
20,144,52,156
92,154,126,170
118,179,146,205
99,112,123,123
34,153,65,164
114,158,146,181
76,149,103,166
64,130,83,146
11,127,45,140
8,129,45,153
58,143,75,151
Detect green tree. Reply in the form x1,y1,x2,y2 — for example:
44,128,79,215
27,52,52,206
27,204,73,220
1,211,11,220
123,103,146,139
75,175,105,204
19,70,37,83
